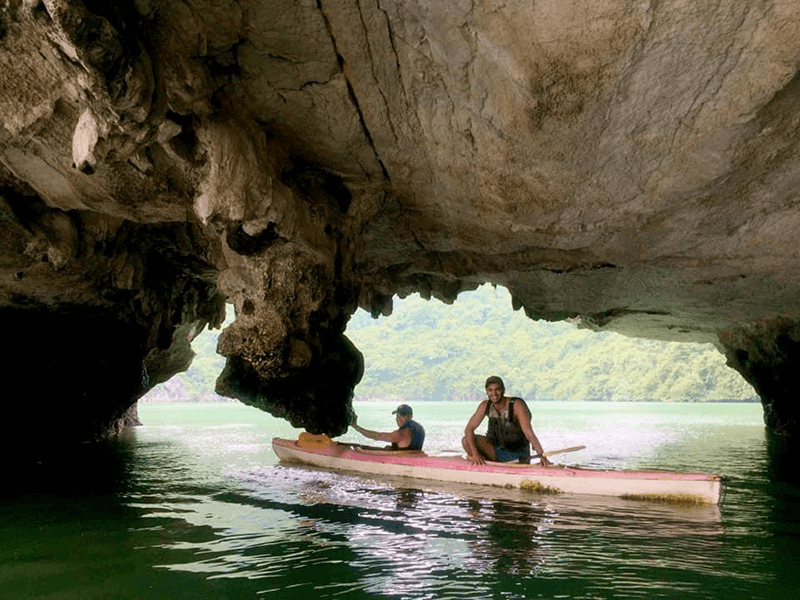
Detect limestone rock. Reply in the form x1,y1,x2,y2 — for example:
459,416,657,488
3,0,800,445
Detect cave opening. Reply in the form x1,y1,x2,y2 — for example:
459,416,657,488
140,306,236,405
137,286,759,424
344,284,759,406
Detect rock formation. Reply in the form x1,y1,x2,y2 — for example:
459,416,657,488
2,0,800,447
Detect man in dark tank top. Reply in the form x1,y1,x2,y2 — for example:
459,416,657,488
462,376,550,466
350,403,426,451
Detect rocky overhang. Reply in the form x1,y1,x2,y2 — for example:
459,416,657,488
2,1,800,446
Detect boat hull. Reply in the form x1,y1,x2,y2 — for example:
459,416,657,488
272,438,723,505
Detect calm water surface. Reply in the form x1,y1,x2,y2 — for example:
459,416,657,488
3,401,800,599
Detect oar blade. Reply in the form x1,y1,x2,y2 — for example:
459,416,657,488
540,445,586,458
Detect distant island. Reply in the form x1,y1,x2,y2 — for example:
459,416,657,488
143,284,759,404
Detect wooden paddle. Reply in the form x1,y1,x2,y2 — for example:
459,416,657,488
438,444,586,460
482,445,587,467
488,445,586,466
537,445,586,459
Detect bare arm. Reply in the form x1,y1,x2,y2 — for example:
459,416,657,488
351,416,412,447
514,400,550,467
463,401,488,464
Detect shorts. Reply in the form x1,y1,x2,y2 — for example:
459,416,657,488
494,446,531,463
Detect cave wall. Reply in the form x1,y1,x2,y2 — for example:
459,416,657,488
2,1,800,444
1,177,225,446
720,321,800,435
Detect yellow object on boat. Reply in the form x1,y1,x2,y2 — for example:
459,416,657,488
297,432,335,449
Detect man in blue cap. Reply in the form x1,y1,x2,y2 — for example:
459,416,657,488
350,404,426,451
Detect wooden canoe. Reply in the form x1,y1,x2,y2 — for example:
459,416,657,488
272,437,724,505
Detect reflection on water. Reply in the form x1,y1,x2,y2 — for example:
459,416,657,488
160,463,728,599
3,402,800,599
463,498,549,576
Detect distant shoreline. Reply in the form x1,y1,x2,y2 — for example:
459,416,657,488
352,397,762,404
141,395,761,404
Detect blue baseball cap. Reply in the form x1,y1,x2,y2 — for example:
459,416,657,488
392,404,413,416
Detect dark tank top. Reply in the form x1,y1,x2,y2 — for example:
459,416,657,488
391,419,425,451
485,398,529,452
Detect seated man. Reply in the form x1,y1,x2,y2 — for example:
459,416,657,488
350,404,426,451
462,375,550,466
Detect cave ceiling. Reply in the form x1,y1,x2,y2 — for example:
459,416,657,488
3,0,800,442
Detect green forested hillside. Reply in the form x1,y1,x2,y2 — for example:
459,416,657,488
143,284,758,403
346,285,758,403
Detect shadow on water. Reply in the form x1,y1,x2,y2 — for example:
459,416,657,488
5,435,136,497
0,435,148,600
0,433,260,600
766,433,800,485
764,433,800,536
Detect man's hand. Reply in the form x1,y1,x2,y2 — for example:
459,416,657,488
538,455,551,468
468,454,486,466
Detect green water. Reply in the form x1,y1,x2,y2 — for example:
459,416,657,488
3,401,799,599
